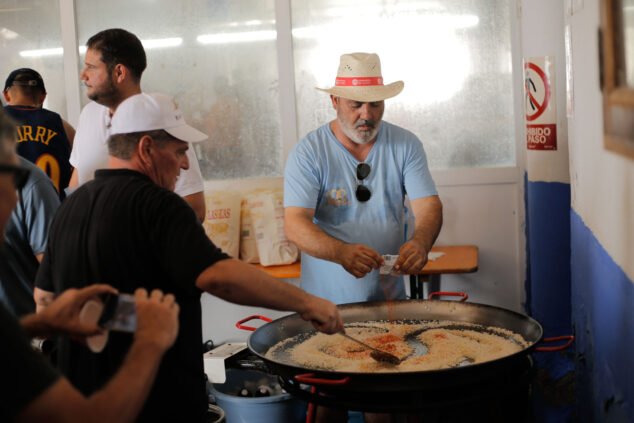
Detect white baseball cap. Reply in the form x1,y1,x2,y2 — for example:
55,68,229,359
110,92,207,143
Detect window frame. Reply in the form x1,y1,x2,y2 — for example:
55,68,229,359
601,0,634,160
60,0,525,182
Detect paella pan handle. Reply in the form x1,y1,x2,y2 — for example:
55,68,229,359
294,373,351,386
428,291,468,302
235,315,273,331
535,335,575,352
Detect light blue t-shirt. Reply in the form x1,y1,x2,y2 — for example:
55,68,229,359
284,121,437,305
0,157,60,316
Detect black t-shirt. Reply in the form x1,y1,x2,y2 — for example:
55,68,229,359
36,169,229,422
0,302,60,421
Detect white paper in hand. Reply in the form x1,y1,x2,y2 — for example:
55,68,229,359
380,254,399,276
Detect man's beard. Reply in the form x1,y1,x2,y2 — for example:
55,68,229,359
87,77,120,108
339,115,380,145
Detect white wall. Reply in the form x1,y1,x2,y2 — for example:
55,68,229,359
433,181,523,311
521,0,570,183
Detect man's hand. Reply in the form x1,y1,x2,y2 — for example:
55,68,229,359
394,239,429,274
337,244,383,278
16,288,181,423
133,288,179,352
23,284,118,338
299,296,344,334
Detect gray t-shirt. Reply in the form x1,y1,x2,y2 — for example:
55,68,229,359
0,157,60,316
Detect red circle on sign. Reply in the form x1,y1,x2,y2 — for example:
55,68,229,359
524,62,551,122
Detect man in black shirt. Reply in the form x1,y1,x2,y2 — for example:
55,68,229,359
34,92,344,422
0,108,180,422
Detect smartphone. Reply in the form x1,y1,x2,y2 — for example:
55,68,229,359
98,293,137,333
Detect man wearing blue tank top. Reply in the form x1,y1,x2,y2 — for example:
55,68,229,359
3,68,74,200
284,51,444,423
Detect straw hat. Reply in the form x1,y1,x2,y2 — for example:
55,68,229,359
316,53,404,102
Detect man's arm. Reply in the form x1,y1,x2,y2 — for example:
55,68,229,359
196,258,344,334
183,191,205,223
21,172,59,272
34,287,55,314
61,119,76,148
176,146,205,222
16,288,179,423
394,195,443,274
284,206,383,278
23,284,116,338
68,168,79,188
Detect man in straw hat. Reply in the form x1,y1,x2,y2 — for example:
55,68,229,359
284,53,443,421
34,92,344,422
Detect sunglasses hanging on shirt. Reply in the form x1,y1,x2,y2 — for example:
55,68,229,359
355,162,371,202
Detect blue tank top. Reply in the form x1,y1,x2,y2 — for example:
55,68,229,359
4,105,72,199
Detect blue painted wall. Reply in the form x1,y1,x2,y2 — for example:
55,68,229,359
525,177,575,422
571,210,634,422
525,178,572,336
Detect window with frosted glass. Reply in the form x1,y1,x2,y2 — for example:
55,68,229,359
76,1,282,179
291,0,516,169
0,1,67,119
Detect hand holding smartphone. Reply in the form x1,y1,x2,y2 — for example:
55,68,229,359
98,293,137,332
80,293,137,353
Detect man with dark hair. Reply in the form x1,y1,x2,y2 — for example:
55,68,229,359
68,28,206,221
0,107,181,423
86,28,147,82
35,92,344,422
3,68,74,199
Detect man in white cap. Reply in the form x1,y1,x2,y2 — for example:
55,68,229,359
284,53,443,421
0,108,180,423
34,93,344,423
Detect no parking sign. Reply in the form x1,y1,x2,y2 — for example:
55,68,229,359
524,57,557,150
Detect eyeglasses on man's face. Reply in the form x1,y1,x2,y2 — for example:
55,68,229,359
355,162,371,202
0,165,30,190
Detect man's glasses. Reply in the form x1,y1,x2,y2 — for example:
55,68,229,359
355,162,372,202
0,165,30,190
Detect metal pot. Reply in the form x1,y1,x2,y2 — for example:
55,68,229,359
238,298,572,393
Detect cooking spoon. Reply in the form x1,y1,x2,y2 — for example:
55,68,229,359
340,332,401,365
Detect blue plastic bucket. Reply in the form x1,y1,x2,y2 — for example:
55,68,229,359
209,369,306,423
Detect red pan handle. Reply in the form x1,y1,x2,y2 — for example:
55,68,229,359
235,315,272,331
535,335,575,352
306,387,317,423
294,373,351,386
428,292,468,302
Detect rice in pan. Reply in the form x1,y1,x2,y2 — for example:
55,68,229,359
265,320,530,373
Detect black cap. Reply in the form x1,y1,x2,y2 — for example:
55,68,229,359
4,68,46,93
